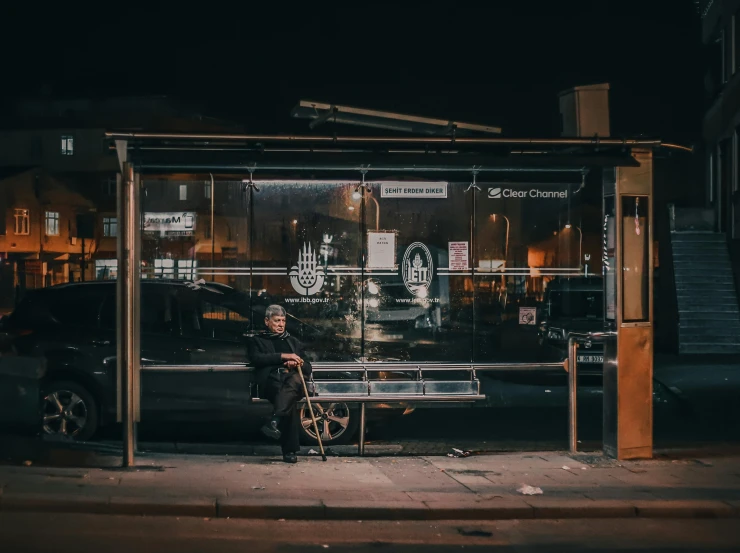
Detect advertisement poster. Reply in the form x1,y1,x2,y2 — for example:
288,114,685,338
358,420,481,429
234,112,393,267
367,232,396,268
143,212,196,236
448,241,469,270
519,307,537,325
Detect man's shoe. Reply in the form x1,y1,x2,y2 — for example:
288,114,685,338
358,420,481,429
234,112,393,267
260,420,281,440
283,453,298,463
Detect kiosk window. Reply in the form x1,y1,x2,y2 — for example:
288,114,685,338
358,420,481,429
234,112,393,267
621,196,650,323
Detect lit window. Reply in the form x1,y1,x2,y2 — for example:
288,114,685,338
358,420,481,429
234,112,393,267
204,181,211,199
45,211,60,236
154,259,176,279
95,259,118,280
61,136,74,155
103,217,117,237
177,260,198,280
14,209,30,235
179,184,187,201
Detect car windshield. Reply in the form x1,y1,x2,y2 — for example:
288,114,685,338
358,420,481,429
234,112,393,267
546,290,603,319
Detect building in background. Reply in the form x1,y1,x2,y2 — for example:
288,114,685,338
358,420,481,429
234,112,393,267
0,169,96,309
700,0,740,239
0,95,247,308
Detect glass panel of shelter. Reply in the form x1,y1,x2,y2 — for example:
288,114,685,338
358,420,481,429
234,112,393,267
249,181,362,362
473,180,588,363
133,176,600,366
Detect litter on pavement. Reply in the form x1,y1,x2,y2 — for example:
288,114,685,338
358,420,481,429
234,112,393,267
308,449,319,455
517,484,544,495
447,448,471,458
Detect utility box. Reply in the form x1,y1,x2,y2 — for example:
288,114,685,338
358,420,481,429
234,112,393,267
559,83,611,138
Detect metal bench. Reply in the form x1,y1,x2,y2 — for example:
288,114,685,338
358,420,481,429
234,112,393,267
249,363,484,454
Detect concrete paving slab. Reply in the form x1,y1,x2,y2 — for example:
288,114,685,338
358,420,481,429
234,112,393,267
422,498,535,520
109,496,216,517
633,500,737,518
216,497,324,519
322,499,430,520
523,498,636,518
0,492,110,514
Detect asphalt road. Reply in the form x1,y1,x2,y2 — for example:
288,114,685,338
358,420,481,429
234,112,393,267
1,513,739,552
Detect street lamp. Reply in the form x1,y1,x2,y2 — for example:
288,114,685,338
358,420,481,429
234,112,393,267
565,223,583,269
352,190,380,231
489,213,510,263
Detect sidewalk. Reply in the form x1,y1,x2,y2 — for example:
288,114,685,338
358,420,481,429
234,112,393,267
1,442,739,520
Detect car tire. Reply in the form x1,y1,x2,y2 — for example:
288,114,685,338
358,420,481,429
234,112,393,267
41,380,99,442
299,401,360,446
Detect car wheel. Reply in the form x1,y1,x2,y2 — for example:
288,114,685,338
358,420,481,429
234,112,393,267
299,401,359,446
41,380,99,441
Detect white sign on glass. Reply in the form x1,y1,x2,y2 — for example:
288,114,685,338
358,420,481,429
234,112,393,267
448,241,469,271
519,307,537,325
367,232,397,269
380,182,448,199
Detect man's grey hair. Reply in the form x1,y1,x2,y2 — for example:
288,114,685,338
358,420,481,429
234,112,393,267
265,304,286,319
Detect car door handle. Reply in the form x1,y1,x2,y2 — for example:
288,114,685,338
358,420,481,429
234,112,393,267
90,339,111,347
186,348,206,353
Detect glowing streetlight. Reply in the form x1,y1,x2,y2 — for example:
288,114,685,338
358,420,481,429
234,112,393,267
352,189,380,230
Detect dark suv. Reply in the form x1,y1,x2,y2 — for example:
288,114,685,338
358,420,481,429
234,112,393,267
1,280,361,443
537,277,605,378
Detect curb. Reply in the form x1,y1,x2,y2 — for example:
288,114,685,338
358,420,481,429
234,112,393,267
1,494,739,520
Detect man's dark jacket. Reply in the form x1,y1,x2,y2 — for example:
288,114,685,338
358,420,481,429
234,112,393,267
247,334,313,384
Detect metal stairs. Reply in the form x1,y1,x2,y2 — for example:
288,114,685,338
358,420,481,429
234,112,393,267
671,232,740,354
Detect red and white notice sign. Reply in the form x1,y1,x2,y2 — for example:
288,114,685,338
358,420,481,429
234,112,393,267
448,241,469,271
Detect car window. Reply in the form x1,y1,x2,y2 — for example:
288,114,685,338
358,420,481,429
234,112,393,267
177,288,250,342
43,288,105,328
100,288,176,334
546,290,603,319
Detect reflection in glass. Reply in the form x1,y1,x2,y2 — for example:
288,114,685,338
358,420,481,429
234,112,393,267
621,196,650,322
251,182,362,361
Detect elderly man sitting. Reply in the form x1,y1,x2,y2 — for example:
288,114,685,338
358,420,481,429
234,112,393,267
247,304,312,463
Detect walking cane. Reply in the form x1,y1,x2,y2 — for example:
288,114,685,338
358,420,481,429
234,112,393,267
296,360,327,461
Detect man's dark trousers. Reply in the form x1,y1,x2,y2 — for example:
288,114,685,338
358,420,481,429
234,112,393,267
262,369,304,454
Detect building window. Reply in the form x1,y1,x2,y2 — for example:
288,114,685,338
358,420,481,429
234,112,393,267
179,184,187,201
61,135,74,155
103,217,118,237
177,260,198,280
14,209,30,235
205,180,212,199
95,259,118,280
154,259,176,279
45,211,60,236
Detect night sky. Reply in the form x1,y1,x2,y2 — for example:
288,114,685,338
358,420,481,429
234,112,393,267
2,1,704,143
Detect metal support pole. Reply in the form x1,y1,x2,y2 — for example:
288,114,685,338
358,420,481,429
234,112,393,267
568,336,578,454
117,162,139,467
358,403,366,456
210,173,215,280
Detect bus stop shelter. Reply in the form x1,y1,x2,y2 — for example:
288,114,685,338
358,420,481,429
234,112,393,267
108,131,660,466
